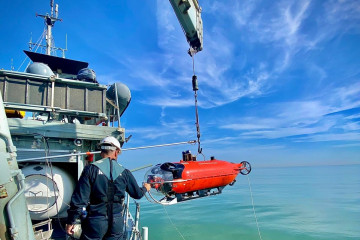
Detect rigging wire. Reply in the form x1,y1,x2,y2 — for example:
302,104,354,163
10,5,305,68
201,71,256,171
247,175,263,240
16,56,28,72
17,27,46,71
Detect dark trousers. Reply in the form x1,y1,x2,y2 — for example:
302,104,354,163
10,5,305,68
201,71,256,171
80,213,124,240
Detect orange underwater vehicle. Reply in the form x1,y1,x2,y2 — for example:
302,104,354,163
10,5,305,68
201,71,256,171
144,151,251,205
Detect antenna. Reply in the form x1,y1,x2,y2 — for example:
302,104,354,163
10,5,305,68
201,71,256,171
55,4,58,18
62,34,68,58
29,33,33,51
50,0,54,16
36,1,62,55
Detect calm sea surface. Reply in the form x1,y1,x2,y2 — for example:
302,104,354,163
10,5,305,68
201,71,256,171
132,164,360,240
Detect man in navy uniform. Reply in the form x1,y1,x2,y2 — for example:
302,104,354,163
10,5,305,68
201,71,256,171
65,136,151,239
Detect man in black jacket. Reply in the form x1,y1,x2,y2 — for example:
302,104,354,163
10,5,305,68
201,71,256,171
65,136,151,239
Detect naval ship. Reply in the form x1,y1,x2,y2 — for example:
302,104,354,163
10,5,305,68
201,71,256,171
0,1,203,239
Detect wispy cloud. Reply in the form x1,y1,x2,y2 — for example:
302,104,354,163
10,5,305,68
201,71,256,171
98,0,360,152
240,120,335,140
103,0,276,109
218,80,360,143
127,117,195,142
296,132,360,143
345,113,360,120
211,0,311,72
126,126,172,140
333,143,360,148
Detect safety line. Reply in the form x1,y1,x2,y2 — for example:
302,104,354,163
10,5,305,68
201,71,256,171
123,140,196,151
163,206,186,240
247,175,263,240
18,140,197,162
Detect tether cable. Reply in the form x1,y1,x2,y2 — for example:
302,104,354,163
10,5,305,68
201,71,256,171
247,175,263,240
163,206,186,240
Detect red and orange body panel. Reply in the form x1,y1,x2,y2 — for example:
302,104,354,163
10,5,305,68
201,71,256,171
171,160,242,193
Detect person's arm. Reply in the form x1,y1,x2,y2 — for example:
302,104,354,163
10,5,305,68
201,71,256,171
66,165,93,230
124,169,150,199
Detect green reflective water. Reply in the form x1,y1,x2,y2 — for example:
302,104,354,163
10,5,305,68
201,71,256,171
135,165,360,240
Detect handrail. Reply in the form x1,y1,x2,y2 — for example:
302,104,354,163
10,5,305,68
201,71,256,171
0,70,106,89
6,170,26,239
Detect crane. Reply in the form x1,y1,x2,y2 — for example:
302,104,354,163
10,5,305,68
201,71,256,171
169,0,203,55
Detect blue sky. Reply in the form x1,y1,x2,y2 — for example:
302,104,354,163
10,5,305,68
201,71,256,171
1,0,359,168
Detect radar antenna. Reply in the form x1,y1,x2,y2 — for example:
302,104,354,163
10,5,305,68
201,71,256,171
33,1,66,57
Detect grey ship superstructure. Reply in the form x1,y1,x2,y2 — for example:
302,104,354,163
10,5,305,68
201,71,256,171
0,1,135,239
0,0,203,239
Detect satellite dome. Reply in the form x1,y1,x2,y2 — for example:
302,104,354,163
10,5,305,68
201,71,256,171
77,68,97,83
106,82,131,116
25,62,54,76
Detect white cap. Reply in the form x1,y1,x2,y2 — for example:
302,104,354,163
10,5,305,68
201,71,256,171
99,136,121,150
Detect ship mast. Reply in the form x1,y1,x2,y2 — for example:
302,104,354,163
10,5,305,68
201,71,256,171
36,0,62,56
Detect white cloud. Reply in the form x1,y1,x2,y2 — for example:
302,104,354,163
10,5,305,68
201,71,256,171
324,0,360,32
155,0,177,49
241,121,335,139
341,122,360,131
221,123,270,131
276,101,332,124
217,81,360,142
296,132,360,143
100,0,360,120
333,143,360,148
126,127,171,140
331,82,360,110
139,95,194,107
113,0,273,109
345,113,360,120
127,117,195,142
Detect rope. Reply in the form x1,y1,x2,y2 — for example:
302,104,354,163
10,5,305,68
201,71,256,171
163,206,186,240
247,175,263,240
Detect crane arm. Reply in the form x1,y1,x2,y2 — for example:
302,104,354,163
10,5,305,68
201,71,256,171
169,0,203,55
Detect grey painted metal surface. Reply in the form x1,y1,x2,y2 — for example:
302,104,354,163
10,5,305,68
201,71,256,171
0,70,107,116
0,92,36,240
26,62,54,76
8,118,123,140
169,0,203,53
106,82,131,118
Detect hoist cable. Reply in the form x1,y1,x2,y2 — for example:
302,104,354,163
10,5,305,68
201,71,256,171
192,55,202,154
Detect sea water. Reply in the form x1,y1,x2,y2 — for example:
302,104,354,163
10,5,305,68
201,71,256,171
135,164,360,240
